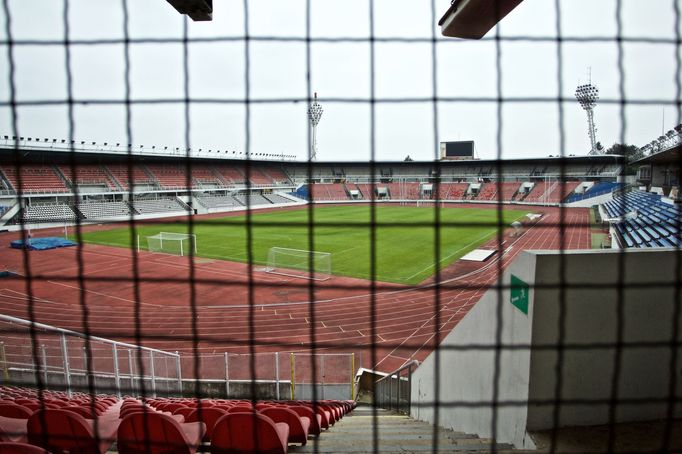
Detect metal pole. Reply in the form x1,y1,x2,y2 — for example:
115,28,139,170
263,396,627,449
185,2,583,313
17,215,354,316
60,333,72,397
320,355,325,400
290,353,295,400
113,345,121,398
275,352,280,401
224,352,230,398
41,345,48,386
175,352,182,397
150,351,156,398
350,353,355,400
128,349,135,396
0,342,8,383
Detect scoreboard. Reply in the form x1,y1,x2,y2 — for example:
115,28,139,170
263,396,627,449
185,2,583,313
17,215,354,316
440,141,475,160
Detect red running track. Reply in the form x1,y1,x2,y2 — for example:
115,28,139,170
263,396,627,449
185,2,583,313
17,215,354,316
0,205,590,377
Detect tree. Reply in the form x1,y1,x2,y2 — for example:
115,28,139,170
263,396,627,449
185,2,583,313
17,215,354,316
605,143,642,162
404,155,413,162
605,142,643,175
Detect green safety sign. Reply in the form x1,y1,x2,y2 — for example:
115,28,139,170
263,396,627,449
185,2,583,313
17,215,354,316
510,274,529,315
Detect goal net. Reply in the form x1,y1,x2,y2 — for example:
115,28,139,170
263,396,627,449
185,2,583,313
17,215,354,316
263,247,332,281
145,232,197,256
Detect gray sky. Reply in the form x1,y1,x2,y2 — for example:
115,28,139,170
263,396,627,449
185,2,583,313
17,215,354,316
1,0,680,161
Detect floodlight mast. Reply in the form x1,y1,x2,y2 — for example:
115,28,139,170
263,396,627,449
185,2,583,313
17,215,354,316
307,92,323,161
575,82,601,155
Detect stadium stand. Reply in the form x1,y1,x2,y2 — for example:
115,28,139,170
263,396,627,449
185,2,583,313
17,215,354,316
602,191,682,248
564,181,623,203
309,183,349,201
0,385,356,454
440,182,469,200
20,204,77,223
386,182,420,200
217,166,247,184
263,193,295,205
523,180,580,204
105,164,155,190
131,197,189,214
58,165,118,191
196,194,241,209
233,193,272,206
0,165,68,193
76,201,131,219
146,164,191,189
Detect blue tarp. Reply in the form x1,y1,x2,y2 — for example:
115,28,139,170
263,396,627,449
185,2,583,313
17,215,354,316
10,237,78,251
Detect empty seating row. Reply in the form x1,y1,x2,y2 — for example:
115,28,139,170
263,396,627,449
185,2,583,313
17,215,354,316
602,191,682,249
131,198,189,214
58,165,118,190
0,386,355,454
0,166,68,193
21,204,77,223
234,194,272,206
76,201,131,219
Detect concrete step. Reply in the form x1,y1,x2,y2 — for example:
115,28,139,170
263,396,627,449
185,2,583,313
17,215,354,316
292,405,513,453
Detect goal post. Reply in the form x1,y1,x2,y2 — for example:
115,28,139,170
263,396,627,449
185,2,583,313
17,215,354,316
141,232,197,256
262,247,332,281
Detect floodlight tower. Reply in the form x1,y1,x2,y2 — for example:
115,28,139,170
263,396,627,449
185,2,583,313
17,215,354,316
575,81,601,155
307,92,323,161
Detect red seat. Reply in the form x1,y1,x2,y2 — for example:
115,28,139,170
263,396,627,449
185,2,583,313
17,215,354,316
0,416,27,443
185,407,226,442
287,406,321,436
0,442,49,453
211,412,289,454
117,412,205,454
0,404,32,419
260,407,310,446
27,408,119,454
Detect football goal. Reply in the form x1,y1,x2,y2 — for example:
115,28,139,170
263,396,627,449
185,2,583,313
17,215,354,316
262,247,332,281
142,232,197,256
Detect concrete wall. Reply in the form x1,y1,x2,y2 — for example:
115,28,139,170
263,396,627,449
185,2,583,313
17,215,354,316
410,248,682,448
410,252,538,449
527,249,682,429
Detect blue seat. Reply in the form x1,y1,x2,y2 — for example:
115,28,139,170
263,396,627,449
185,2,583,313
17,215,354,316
645,227,659,239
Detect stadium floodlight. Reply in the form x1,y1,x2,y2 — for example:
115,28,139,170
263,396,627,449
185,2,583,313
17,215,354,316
575,81,601,155
307,92,323,161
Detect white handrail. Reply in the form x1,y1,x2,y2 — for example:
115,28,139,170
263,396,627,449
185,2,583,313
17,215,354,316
0,313,179,358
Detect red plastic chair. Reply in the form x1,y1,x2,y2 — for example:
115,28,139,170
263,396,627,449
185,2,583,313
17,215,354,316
185,407,227,442
117,412,205,454
0,404,32,419
287,406,321,436
260,407,310,446
0,416,28,443
0,442,49,453
210,412,288,454
27,408,118,454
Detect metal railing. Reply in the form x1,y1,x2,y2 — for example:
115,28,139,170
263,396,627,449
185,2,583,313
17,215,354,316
374,360,419,414
0,314,181,398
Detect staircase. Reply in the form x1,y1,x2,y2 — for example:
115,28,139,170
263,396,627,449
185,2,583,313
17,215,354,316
299,406,511,453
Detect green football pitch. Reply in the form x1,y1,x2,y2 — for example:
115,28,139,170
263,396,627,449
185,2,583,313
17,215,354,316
76,205,527,284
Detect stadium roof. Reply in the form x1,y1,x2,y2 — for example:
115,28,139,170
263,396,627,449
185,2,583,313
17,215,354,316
165,0,212,21
632,143,682,166
439,0,524,39
0,145,623,167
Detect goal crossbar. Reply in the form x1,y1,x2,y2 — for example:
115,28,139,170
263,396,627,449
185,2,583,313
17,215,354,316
141,232,197,256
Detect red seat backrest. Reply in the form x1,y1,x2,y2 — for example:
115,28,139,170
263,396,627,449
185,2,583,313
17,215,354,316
117,412,193,454
211,412,287,454
27,408,98,454
0,404,32,419
0,442,49,453
185,407,226,441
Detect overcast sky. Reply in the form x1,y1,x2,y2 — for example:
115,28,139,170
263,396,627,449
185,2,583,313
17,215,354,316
1,0,680,162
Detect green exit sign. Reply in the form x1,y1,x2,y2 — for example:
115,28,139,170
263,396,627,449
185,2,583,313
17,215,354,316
510,274,529,315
